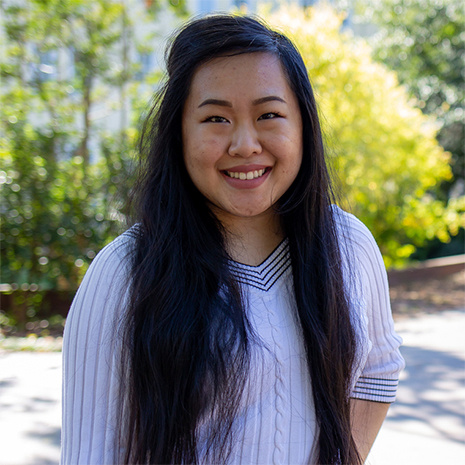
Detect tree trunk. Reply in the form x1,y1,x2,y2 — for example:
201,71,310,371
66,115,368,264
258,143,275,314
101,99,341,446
78,74,92,167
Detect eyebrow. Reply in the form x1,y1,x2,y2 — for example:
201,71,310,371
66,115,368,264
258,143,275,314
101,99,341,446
198,99,232,108
197,95,286,108
252,96,286,105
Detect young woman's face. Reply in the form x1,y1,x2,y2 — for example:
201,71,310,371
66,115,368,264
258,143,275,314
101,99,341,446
182,52,303,224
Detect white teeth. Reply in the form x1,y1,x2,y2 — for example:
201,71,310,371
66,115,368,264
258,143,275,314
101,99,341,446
226,169,266,180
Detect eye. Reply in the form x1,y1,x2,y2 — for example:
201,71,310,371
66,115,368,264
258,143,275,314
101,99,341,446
258,112,283,120
203,115,229,123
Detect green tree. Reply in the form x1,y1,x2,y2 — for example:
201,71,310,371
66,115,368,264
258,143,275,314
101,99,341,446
354,0,464,199
0,0,184,327
2,0,129,291
263,5,464,267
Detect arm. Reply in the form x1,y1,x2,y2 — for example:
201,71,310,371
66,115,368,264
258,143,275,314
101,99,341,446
61,234,131,465
350,399,390,463
336,210,405,462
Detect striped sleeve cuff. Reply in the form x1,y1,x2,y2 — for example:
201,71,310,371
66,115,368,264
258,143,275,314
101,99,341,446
351,376,399,403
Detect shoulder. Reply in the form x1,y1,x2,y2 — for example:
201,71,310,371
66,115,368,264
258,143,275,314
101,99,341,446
84,225,138,282
63,227,139,374
65,226,139,327
332,206,378,248
93,224,139,263
331,205,384,269
62,226,140,464
331,206,390,308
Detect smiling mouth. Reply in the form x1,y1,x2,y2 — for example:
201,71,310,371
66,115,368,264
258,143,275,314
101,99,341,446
224,168,269,180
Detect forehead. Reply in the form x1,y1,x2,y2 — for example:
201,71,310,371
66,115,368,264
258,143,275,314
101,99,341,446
187,52,293,101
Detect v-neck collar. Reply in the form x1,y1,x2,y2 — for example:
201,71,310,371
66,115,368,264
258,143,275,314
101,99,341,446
229,239,291,292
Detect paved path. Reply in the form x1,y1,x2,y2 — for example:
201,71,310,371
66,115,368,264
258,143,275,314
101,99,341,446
0,352,61,465
369,309,465,465
0,310,464,465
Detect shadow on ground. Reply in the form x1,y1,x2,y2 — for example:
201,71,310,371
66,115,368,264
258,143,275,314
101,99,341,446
26,425,61,447
388,344,465,444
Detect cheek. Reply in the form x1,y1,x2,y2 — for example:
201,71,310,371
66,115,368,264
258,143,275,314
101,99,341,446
294,152,303,175
185,138,223,169
183,154,204,192
288,135,303,177
275,138,303,173
185,152,210,182
278,148,302,191
183,143,221,196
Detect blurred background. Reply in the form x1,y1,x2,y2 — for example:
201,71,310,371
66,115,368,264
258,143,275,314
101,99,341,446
0,0,464,464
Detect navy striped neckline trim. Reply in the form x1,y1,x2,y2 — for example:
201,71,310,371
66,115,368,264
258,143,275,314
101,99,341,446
229,239,291,292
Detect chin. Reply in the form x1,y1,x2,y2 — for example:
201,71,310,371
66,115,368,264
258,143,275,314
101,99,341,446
231,205,276,219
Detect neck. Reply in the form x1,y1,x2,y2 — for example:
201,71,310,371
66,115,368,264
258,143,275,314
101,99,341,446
213,209,284,266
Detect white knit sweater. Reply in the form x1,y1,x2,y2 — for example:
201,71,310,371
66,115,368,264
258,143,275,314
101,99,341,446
61,209,405,464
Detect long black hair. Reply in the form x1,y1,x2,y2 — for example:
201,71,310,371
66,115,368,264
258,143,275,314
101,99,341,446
120,14,361,465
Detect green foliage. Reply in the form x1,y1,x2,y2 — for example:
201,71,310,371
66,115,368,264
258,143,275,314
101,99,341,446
264,5,464,266
0,0,184,327
1,0,141,296
354,0,464,196
1,128,136,291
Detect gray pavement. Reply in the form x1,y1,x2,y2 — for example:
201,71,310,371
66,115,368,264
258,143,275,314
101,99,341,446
0,352,61,465
0,309,464,465
369,309,465,465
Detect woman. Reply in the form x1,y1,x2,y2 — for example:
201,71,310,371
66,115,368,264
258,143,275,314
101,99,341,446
61,15,404,465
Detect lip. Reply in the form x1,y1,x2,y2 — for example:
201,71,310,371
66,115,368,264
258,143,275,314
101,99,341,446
221,164,271,189
223,164,269,173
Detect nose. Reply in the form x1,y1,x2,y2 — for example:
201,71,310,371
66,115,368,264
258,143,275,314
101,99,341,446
228,123,262,158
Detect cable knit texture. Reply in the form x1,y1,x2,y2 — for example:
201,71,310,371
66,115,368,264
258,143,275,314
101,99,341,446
61,208,405,464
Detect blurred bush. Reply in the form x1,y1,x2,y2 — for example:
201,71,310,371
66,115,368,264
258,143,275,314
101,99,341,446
0,0,182,332
353,0,465,260
354,0,464,200
264,5,464,267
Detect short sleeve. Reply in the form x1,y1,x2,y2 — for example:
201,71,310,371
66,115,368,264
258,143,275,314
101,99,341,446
335,208,405,403
61,231,134,464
